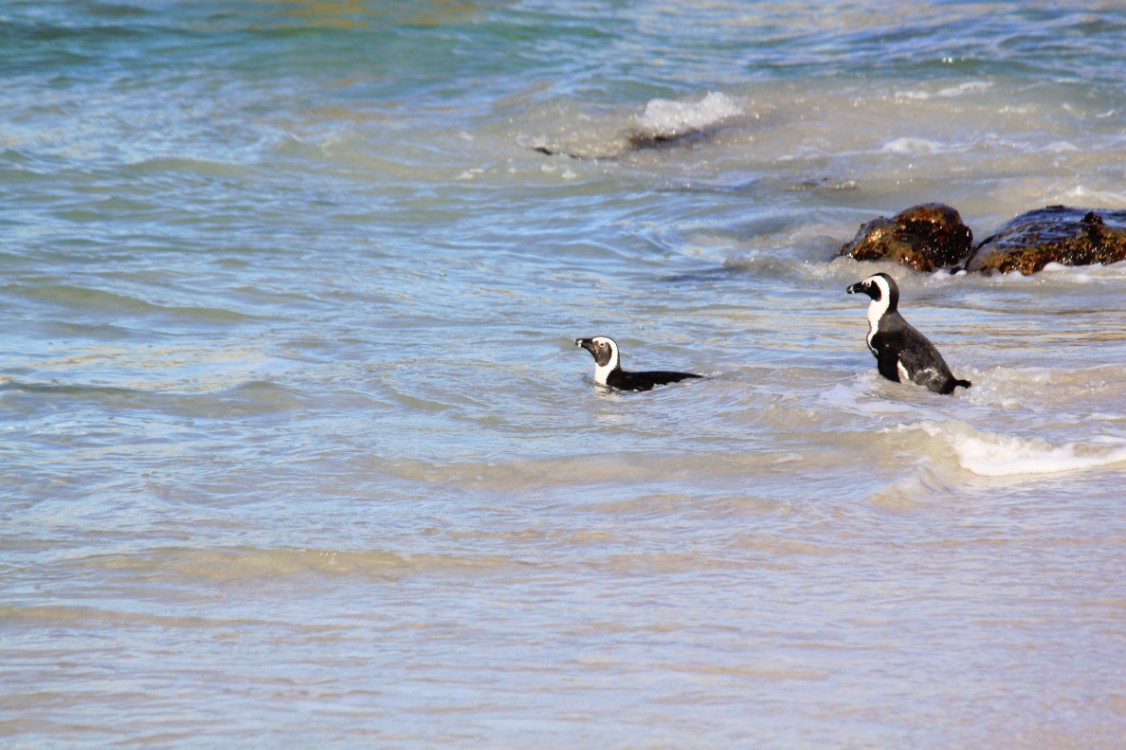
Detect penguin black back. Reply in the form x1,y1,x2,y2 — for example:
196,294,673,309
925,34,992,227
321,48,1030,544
574,336,702,392
846,273,971,395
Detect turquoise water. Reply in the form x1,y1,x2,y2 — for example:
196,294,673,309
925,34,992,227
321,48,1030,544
3,1,1126,747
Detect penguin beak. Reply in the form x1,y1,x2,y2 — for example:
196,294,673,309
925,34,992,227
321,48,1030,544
846,281,863,295
575,338,597,356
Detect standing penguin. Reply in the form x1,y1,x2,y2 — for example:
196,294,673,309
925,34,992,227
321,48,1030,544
574,336,702,392
846,272,971,395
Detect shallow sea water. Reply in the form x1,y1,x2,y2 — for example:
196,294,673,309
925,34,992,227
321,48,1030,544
2,1,1126,747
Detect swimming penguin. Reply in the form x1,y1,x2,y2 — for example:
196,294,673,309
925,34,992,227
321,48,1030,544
574,336,702,392
846,272,971,395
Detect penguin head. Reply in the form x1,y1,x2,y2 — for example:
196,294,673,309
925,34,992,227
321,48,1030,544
575,336,619,370
847,272,899,311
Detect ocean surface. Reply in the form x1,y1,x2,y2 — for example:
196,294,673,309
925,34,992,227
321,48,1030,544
2,1,1125,747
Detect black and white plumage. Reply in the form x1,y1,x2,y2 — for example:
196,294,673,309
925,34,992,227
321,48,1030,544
574,336,702,392
846,272,971,395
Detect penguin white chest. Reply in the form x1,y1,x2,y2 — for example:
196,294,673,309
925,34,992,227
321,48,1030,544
865,303,884,355
895,359,911,383
592,361,614,385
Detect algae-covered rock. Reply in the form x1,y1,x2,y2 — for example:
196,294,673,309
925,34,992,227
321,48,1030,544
965,206,1126,275
838,203,973,273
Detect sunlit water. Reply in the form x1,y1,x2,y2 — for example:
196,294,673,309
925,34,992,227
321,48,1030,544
2,1,1125,747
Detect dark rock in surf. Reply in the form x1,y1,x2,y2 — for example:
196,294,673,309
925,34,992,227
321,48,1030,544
838,203,974,273
529,93,743,160
964,205,1126,275
530,125,720,160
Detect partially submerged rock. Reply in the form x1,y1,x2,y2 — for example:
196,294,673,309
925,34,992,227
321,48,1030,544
531,126,715,159
840,203,1126,275
965,206,1126,275
529,92,743,160
838,203,973,272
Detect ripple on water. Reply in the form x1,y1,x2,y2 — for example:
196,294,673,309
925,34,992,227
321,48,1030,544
3,2,1126,747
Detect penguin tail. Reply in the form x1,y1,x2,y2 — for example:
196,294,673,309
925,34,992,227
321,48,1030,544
956,379,972,390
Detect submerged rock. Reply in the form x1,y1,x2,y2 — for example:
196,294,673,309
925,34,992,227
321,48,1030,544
838,203,973,272
532,126,716,159
529,92,742,160
965,206,1126,274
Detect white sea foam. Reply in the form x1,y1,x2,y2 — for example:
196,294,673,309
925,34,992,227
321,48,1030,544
635,92,742,138
1045,140,1079,153
936,80,992,98
1038,262,1093,280
895,89,932,101
881,137,942,154
951,433,1126,477
916,422,1126,478
1059,184,1126,207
